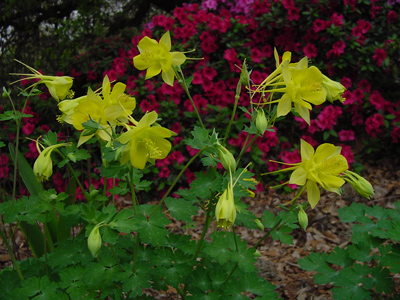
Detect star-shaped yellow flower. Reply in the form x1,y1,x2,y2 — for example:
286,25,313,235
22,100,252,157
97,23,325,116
133,31,187,86
267,139,348,208
118,111,175,169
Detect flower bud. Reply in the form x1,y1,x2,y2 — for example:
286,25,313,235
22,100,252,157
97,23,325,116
255,108,268,135
88,225,103,258
343,170,374,199
255,219,264,231
239,60,251,86
215,144,236,172
298,207,308,231
254,250,262,257
215,183,236,229
322,75,346,103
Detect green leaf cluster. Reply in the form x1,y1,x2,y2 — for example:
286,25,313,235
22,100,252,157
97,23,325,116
299,202,400,299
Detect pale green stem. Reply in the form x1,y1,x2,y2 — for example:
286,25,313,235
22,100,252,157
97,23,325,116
151,147,205,216
253,219,284,249
222,80,242,145
235,135,258,166
173,66,205,129
192,195,213,260
128,166,138,215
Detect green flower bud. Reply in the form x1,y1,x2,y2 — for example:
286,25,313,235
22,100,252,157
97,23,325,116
215,183,236,229
255,219,264,231
255,108,268,135
343,170,374,199
239,60,251,86
254,250,262,257
215,144,236,172
298,207,308,231
322,74,346,103
88,224,103,258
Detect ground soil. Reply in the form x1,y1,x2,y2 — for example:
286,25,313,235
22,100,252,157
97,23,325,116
1,157,400,299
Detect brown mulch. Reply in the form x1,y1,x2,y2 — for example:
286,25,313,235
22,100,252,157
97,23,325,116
1,157,400,299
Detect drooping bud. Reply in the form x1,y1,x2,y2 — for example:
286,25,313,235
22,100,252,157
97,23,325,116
255,219,264,231
88,224,103,258
215,144,236,172
255,108,268,135
298,207,308,231
215,183,236,229
343,170,374,199
322,74,346,103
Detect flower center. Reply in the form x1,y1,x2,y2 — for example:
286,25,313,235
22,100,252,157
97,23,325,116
142,137,163,159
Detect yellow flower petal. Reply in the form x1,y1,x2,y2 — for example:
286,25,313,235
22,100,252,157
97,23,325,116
307,181,320,209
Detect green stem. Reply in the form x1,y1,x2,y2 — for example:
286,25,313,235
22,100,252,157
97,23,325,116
0,222,24,280
235,135,258,166
192,197,213,260
56,150,91,201
108,243,123,272
151,147,205,216
173,66,205,129
253,219,284,249
222,81,242,145
132,233,140,273
128,166,138,215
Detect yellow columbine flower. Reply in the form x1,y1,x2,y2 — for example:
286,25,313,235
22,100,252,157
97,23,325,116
33,142,71,182
118,111,175,169
11,60,73,101
133,31,187,86
215,182,236,229
277,61,327,124
58,75,136,146
266,139,348,208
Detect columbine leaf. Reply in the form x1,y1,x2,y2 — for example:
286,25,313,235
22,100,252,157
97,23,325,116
190,169,223,199
134,211,170,247
370,267,393,294
298,252,337,284
185,126,211,149
165,197,198,223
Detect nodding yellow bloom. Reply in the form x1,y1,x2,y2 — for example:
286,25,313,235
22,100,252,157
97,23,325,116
118,111,176,169
133,31,187,86
266,139,348,208
10,60,73,101
215,182,236,229
33,142,71,182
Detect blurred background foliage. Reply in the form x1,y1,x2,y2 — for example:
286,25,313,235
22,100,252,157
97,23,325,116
0,0,201,86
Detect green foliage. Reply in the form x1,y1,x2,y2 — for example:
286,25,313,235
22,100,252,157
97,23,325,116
299,202,400,299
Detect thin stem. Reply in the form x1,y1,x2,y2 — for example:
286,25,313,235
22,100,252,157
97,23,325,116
192,197,213,260
108,243,123,272
253,219,284,249
235,135,258,166
151,147,205,216
128,166,138,215
173,66,205,129
132,233,140,273
0,222,24,280
222,81,242,145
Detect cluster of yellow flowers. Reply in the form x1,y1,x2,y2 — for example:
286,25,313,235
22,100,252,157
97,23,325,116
12,32,373,232
252,49,346,125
